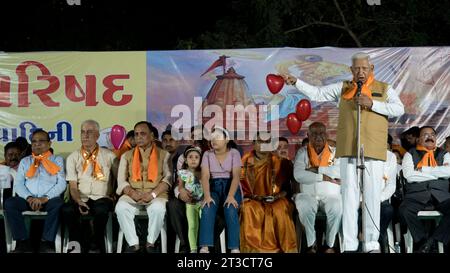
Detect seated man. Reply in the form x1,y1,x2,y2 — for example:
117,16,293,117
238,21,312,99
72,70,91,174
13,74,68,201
1,142,21,202
240,132,297,253
62,120,117,253
161,129,188,253
399,126,450,253
4,129,66,253
294,122,342,253
115,121,172,253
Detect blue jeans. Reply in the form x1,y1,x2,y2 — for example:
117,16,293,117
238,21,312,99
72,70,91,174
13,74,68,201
199,178,242,250
4,196,64,242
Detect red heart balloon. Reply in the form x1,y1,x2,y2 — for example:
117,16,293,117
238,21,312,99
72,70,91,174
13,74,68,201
266,74,284,94
296,99,312,121
286,113,302,134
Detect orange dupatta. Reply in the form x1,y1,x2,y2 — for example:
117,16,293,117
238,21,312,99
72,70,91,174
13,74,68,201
113,139,132,158
342,73,374,100
81,145,105,180
131,144,158,182
307,143,332,168
26,150,60,178
416,145,437,168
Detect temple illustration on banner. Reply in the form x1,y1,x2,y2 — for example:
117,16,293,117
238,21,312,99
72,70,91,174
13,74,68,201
199,55,272,147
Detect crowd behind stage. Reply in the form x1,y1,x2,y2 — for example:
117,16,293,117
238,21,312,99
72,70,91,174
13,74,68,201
0,121,449,254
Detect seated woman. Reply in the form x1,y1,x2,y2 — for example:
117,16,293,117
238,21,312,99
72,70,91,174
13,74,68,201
240,132,297,253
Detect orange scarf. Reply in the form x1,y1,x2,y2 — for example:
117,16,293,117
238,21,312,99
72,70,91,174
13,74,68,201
131,144,158,182
113,139,132,158
342,73,374,100
81,145,104,180
416,145,437,168
307,143,332,168
26,150,60,178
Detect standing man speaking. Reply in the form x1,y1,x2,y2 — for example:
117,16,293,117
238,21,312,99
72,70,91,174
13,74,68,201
282,52,404,252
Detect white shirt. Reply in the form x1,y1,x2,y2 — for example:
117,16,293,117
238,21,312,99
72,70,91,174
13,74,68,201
402,151,450,183
380,150,397,202
293,146,341,198
294,79,405,118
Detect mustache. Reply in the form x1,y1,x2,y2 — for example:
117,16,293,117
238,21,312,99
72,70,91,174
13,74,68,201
425,138,435,142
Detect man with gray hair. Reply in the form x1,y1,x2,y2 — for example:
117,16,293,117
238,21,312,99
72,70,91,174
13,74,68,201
62,120,117,253
282,52,404,252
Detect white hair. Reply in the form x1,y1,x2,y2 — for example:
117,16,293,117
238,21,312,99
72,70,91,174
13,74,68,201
81,119,100,132
351,52,371,64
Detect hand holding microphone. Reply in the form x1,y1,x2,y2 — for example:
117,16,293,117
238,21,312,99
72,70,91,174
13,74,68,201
354,81,373,110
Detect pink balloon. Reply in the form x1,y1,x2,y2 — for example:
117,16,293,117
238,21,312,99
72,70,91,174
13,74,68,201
110,125,126,150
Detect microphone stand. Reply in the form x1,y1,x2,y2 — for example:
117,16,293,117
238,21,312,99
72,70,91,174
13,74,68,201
356,81,366,252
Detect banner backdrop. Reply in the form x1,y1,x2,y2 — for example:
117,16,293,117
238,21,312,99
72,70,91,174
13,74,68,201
1,47,449,159
0,52,146,158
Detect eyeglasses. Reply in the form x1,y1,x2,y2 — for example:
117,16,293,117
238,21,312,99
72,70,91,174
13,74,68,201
31,139,49,144
81,130,97,136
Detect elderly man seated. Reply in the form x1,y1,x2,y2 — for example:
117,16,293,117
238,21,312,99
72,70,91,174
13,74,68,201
294,122,342,253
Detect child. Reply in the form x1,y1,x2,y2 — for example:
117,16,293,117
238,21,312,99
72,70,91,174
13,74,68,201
178,146,203,253
199,126,242,253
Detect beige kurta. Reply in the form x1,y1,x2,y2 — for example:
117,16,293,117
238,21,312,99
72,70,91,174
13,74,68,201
66,147,117,202
116,145,172,203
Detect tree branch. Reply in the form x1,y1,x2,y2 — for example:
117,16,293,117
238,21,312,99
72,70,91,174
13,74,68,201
284,0,362,47
333,0,362,47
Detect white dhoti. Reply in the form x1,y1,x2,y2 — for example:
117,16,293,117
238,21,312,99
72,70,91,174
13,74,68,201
115,196,167,246
341,157,383,252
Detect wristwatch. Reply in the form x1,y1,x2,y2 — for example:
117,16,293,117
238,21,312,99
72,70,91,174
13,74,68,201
151,192,157,199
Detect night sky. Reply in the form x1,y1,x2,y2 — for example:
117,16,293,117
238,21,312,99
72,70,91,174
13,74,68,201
1,0,231,51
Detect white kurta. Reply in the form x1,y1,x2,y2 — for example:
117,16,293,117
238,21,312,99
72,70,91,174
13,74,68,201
380,150,398,203
293,78,404,252
293,146,342,248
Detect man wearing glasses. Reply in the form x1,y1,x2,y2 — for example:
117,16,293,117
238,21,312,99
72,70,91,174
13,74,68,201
4,129,66,253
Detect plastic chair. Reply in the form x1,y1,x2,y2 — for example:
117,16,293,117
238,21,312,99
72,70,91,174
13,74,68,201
116,209,167,253
62,212,114,253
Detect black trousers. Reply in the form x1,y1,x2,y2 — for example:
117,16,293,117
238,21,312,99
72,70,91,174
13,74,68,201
379,201,394,251
166,196,225,252
61,198,113,252
399,196,450,244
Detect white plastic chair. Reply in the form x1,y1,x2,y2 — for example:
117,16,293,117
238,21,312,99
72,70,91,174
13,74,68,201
386,221,402,253
116,210,167,253
0,188,13,253
404,210,444,253
0,166,14,252
9,211,63,253
62,212,114,253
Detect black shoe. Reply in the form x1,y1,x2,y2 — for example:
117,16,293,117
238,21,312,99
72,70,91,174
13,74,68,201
306,243,317,254
179,245,190,254
145,245,159,253
13,240,33,253
38,241,55,253
88,242,103,253
124,245,141,253
416,238,435,253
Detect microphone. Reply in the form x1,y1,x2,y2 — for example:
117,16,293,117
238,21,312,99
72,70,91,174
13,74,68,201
356,81,363,97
